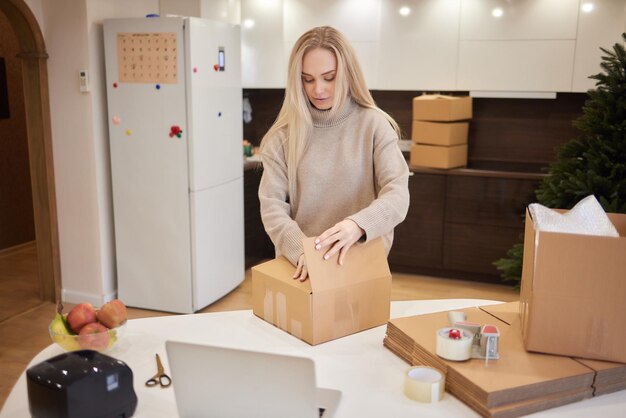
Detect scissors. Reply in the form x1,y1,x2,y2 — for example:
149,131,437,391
145,353,172,388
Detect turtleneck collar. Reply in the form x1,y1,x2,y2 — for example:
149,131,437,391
308,96,357,128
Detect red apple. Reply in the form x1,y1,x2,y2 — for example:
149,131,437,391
78,322,110,350
97,299,128,328
66,303,97,333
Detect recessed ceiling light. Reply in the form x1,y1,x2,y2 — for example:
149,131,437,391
399,6,411,17
243,19,255,29
492,8,504,18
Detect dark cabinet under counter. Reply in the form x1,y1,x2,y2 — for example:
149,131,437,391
389,166,543,283
244,163,274,268
388,172,446,270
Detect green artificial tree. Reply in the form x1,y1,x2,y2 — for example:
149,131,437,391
494,33,626,287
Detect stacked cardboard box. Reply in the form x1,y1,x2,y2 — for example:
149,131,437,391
384,301,626,418
410,95,472,169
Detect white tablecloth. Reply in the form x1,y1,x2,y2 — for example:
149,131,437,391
2,299,625,417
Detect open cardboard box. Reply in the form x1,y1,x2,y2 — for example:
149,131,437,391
520,208,626,363
252,237,391,345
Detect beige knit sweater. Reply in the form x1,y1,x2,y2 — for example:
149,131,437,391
259,98,410,265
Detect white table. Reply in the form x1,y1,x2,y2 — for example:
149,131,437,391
2,299,625,417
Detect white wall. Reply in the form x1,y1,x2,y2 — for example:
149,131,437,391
23,0,45,33
25,0,158,305
40,0,105,304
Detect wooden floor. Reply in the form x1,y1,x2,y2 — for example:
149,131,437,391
0,243,518,410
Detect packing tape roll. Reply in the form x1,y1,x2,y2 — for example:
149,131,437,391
403,366,445,403
436,327,473,361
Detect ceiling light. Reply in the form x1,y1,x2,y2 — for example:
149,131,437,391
492,8,504,18
581,3,594,13
399,6,411,17
243,19,255,29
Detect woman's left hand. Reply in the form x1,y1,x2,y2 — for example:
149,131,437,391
315,219,365,266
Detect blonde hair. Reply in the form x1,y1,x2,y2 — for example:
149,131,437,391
261,26,401,199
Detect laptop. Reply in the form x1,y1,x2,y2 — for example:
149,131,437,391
165,340,342,418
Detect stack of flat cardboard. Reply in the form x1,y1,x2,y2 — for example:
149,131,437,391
482,303,626,397
384,302,626,418
410,95,472,169
577,359,626,396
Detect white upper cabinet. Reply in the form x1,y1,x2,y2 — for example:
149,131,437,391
572,0,626,92
283,0,381,88
241,0,626,92
377,0,461,91
458,40,576,92
460,0,580,40
241,0,285,88
283,0,380,42
457,0,580,91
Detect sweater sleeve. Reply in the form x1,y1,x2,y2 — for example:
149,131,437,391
258,135,307,266
347,121,410,243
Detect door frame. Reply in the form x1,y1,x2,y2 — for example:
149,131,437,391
1,0,60,302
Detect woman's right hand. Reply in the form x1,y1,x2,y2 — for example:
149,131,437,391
293,254,309,282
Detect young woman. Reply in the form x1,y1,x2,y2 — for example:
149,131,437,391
259,26,409,281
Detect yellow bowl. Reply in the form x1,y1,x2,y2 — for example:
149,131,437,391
49,321,125,352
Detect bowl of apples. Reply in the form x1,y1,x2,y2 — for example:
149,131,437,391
49,300,128,352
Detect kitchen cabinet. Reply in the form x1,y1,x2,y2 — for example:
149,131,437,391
572,0,626,92
377,0,460,90
241,0,285,88
457,40,576,92
388,172,446,269
244,163,274,267
459,0,579,41
389,168,541,282
283,0,380,88
240,0,625,92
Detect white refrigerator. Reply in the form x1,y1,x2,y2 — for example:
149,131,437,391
103,17,244,313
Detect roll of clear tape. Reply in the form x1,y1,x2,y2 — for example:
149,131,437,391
436,327,473,361
403,366,445,403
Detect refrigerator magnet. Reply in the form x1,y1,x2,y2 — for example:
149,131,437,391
169,125,183,138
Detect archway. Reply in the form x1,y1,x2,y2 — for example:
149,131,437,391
1,0,60,302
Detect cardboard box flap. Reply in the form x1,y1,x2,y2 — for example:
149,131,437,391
252,256,312,293
608,212,626,235
303,237,390,293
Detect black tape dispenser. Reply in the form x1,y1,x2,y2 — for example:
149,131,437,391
26,350,137,418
